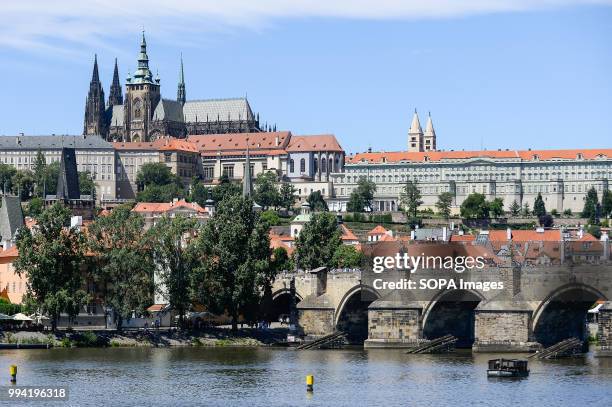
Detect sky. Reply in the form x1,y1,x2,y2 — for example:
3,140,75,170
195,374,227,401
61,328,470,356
0,1,610,155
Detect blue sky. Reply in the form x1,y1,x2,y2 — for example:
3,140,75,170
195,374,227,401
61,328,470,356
0,1,610,155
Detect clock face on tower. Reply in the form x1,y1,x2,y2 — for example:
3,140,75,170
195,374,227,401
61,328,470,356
133,98,142,119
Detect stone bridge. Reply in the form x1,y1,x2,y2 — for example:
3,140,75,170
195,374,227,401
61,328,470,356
271,264,612,353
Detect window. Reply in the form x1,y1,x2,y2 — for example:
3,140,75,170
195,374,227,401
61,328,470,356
289,159,295,173
203,166,214,179
223,165,234,178
300,158,306,173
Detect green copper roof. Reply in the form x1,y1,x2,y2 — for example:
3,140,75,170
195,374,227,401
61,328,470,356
130,31,156,85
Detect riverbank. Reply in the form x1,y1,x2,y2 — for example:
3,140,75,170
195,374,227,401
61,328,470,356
0,327,289,348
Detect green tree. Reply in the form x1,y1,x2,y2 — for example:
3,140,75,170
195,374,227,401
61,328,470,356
563,208,573,217
26,197,44,217
136,162,179,188
271,247,292,272
278,182,297,211
150,215,197,328
399,180,423,218
0,298,21,315
601,189,612,219
137,184,185,203
346,190,365,213
0,163,16,193
509,200,521,217
253,172,280,210
294,212,342,269
550,209,560,218
581,187,599,224
460,193,489,219
260,210,281,226
87,205,154,330
211,174,241,203
191,195,272,331
522,202,531,216
355,177,376,211
307,190,328,211
11,169,35,200
586,225,602,239
435,192,454,219
13,203,88,330
189,179,210,207
489,197,504,218
331,244,364,269
78,171,95,197
533,193,546,218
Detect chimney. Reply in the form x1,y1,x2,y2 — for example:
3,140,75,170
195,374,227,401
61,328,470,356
442,226,448,242
410,230,415,240
506,227,512,241
601,232,610,260
578,225,584,239
275,135,280,146
309,267,328,296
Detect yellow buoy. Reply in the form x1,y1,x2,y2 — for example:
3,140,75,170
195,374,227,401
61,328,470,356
306,374,314,392
10,365,17,383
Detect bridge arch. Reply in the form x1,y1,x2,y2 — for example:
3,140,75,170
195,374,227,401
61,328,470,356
269,289,303,324
422,289,485,348
334,284,380,344
532,283,606,346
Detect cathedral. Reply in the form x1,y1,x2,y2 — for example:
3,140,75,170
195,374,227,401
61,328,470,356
83,33,265,142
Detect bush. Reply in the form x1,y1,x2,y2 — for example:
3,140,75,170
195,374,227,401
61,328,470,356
0,298,21,315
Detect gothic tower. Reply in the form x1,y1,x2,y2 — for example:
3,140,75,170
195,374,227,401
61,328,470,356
123,32,161,142
108,58,123,107
423,112,437,152
177,54,186,105
407,109,423,152
84,55,107,136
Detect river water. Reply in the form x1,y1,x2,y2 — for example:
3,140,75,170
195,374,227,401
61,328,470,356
1,347,611,406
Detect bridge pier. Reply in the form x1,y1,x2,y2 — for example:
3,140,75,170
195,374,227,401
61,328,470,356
296,267,336,339
473,295,540,352
595,301,612,357
364,291,423,348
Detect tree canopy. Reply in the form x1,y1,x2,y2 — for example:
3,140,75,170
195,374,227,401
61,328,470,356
435,192,454,219
13,203,88,330
400,180,423,218
581,187,599,224
307,190,328,212
293,212,342,269
253,172,280,210
460,193,489,219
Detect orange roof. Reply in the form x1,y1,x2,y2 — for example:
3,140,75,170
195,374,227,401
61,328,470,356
578,233,598,242
367,225,388,236
287,134,343,153
0,246,19,260
340,224,358,241
347,148,612,164
147,304,169,312
488,229,561,242
132,199,208,214
270,236,294,255
188,132,291,153
450,234,476,242
159,139,199,153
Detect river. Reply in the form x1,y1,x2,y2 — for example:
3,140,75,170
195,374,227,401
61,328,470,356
1,347,611,406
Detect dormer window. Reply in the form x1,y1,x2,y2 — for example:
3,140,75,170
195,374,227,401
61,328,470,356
577,153,583,160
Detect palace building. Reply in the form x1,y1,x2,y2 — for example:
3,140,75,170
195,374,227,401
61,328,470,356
84,33,265,142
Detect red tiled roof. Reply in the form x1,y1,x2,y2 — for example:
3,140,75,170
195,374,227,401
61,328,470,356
159,139,199,153
287,134,343,153
132,199,208,214
0,246,18,260
488,229,561,242
347,148,612,164
112,138,167,150
450,234,476,242
367,225,388,236
340,224,358,241
147,304,168,312
188,132,291,153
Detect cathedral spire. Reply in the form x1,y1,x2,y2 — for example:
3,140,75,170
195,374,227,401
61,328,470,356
132,31,154,84
177,54,186,105
84,54,106,136
108,58,123,107
91,54,100,83
424,111,435,138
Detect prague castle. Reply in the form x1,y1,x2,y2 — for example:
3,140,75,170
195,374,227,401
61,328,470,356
84,33,263,142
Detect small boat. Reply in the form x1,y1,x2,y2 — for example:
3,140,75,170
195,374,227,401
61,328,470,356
487,358,529,378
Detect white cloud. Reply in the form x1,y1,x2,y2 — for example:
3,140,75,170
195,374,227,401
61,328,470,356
0,0,610,52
